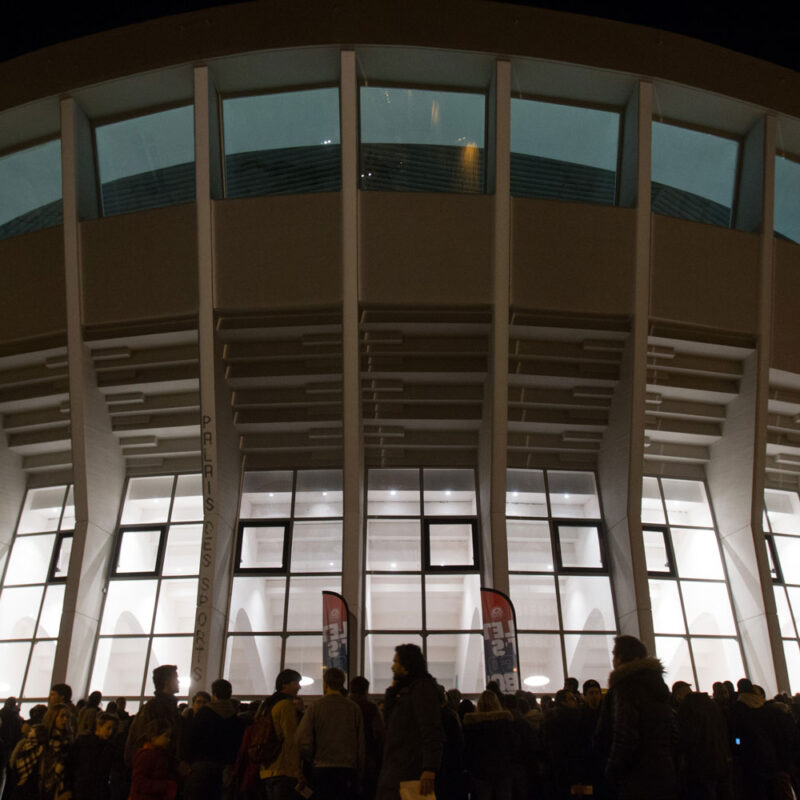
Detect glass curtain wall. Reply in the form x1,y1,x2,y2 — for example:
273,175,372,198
225,470,343,697
642,476,745,690
89,475,203,708
510,98,620,205
0,486,74,712
364,468,483,694
506,470,616,693
774,155,800,244
222,88,341,197
763,488,800,691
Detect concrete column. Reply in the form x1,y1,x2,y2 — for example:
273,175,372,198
191,66,240,692
340,50,363,678
597,82,654,649
0,433,25,572
56,98,126,693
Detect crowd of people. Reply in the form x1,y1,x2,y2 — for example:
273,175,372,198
0,636,799,800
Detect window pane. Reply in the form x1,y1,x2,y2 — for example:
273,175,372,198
239,525,286,570
91,637,149,697
223,89,341,198
424,574,481,630
365,575,422,630
558,575,615,631
774,155,800,244
284,635,324,692
423,469,476,516
773,536,800,584
117,529,161,573
240,471,293,518
649,579,686,634
4,534,56,585
122,476,173,524
60,487,75,531
548,472,600,519
427,522,474,567
506,520,554,571
0,587,43,638
784,641,800,695
661,479,713,527
162,525,202,576
23,641,57,698
294,470,343,518
364,633,423,693
290,521,342,572
426,633,484,693
18,486,66,533
643,529,671,573
53,535,72,579
147,637,193,696
641,477,666,524
557,524,602,569
564,634,615,683
774,586,797,638
655,636,694,687
0,642,31,696
671,528,723,579
651,122,738,226
510,574,559,630
153,579,198,634
366,519,421,571
681,581,736,635
518,633,563,692
170,475,203,522
96,106,195,216
0,140,62,240
286,576,342,631
36,584,65,638
360,87,485,193
786,587,800,628
506,469,547,517
765,489,800,534
228,576,286,633
100,580,157,635
691,637,744,691
367,469,420,516
224,635,282,696
510,99,618,205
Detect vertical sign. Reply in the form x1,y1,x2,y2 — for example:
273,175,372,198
480,587,520,693
322,591,349,673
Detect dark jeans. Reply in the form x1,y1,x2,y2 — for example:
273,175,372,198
262,775,299,800
311,766,358,800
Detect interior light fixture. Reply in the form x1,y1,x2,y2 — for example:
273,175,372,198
523,675,550,688
299,676,315,687
512,491,519,498
322,491,328,497
268,493,274,497
445,490,451,496
390,490,397,496
390,562,397,569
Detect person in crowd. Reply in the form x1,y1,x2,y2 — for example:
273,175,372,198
296,667,364,800
182,692,211,722
0,698,23,798
37,703,74,800
672,681,692,708
77,691,103,737
70,711,118,800
564,678,581,701
349,676,384,800
113,699,130,723
129,719,178,800
598,634,677,800
437,684,467,800
544,688,586,799
47,684,76,728
457,698,474,725
184,679,246,800
462,690,514,800
8,716,46,799
376,643,443,800
580,680,607,798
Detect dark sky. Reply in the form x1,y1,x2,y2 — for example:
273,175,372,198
3,0,800,73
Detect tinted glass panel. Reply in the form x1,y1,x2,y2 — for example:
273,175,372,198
17,486,67,534
224,635,281,696
423,469,476,515
548,471,600,518
121,476,173,525
643,529,671,573
228,576,286,633
367,469,420,516
366,519,421,571
506,469,547,517
239,525,285,570
506,520,554,571
240,471,293,518
116,529,161,574
775,155,800,244
510,574,559,630
426,633,484,693
427,522,474,568
765,489,800,534
557,524,603,569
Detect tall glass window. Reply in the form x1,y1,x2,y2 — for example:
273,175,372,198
651,121,739,227
510,98,619,205
507,469,615,694
222,88,341,197
225,470,343,697
774,155,800,244
643,476,745,691
89,475,203,706
0,486,74,711
0,140,62,240
360,87,485,193
364,468,483,693
95,106,195,216
763,488,800,691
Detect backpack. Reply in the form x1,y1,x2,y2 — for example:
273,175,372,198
246,703,283,767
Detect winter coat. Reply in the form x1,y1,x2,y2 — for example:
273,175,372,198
125,695,180,768
543,704,585,789
187,699,245,766
462,709,514,782
129,744,177,800
676,692,730,784
70,732,115,800
602,657,678,800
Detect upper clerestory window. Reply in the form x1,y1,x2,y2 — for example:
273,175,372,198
774,155,800,244
222,88,341,198
651,121,739,227
510,98,620,206
95,105,195,217
360,86,486,193
0,140,62,241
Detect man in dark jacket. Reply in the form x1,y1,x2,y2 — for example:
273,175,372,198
600,634,677,800
70,712,117,800
376,643,444,799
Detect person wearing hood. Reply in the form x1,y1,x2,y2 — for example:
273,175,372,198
184,679,246,800
462,690,514,800
600,634,677,800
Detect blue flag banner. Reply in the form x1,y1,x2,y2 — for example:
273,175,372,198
322,590,349,673
480,587,520,693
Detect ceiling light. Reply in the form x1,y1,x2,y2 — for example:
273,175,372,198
322,491,328,497
512,491,519,498
299,676,314,687
445,490,451,496
524,675,550,688
390,490,397,496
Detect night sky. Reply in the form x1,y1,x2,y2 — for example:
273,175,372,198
3,0,800,73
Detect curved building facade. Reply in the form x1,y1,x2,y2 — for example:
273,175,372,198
2,0,800,709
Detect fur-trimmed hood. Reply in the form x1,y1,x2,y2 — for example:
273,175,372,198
608,656,665,689
462,709,513,726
